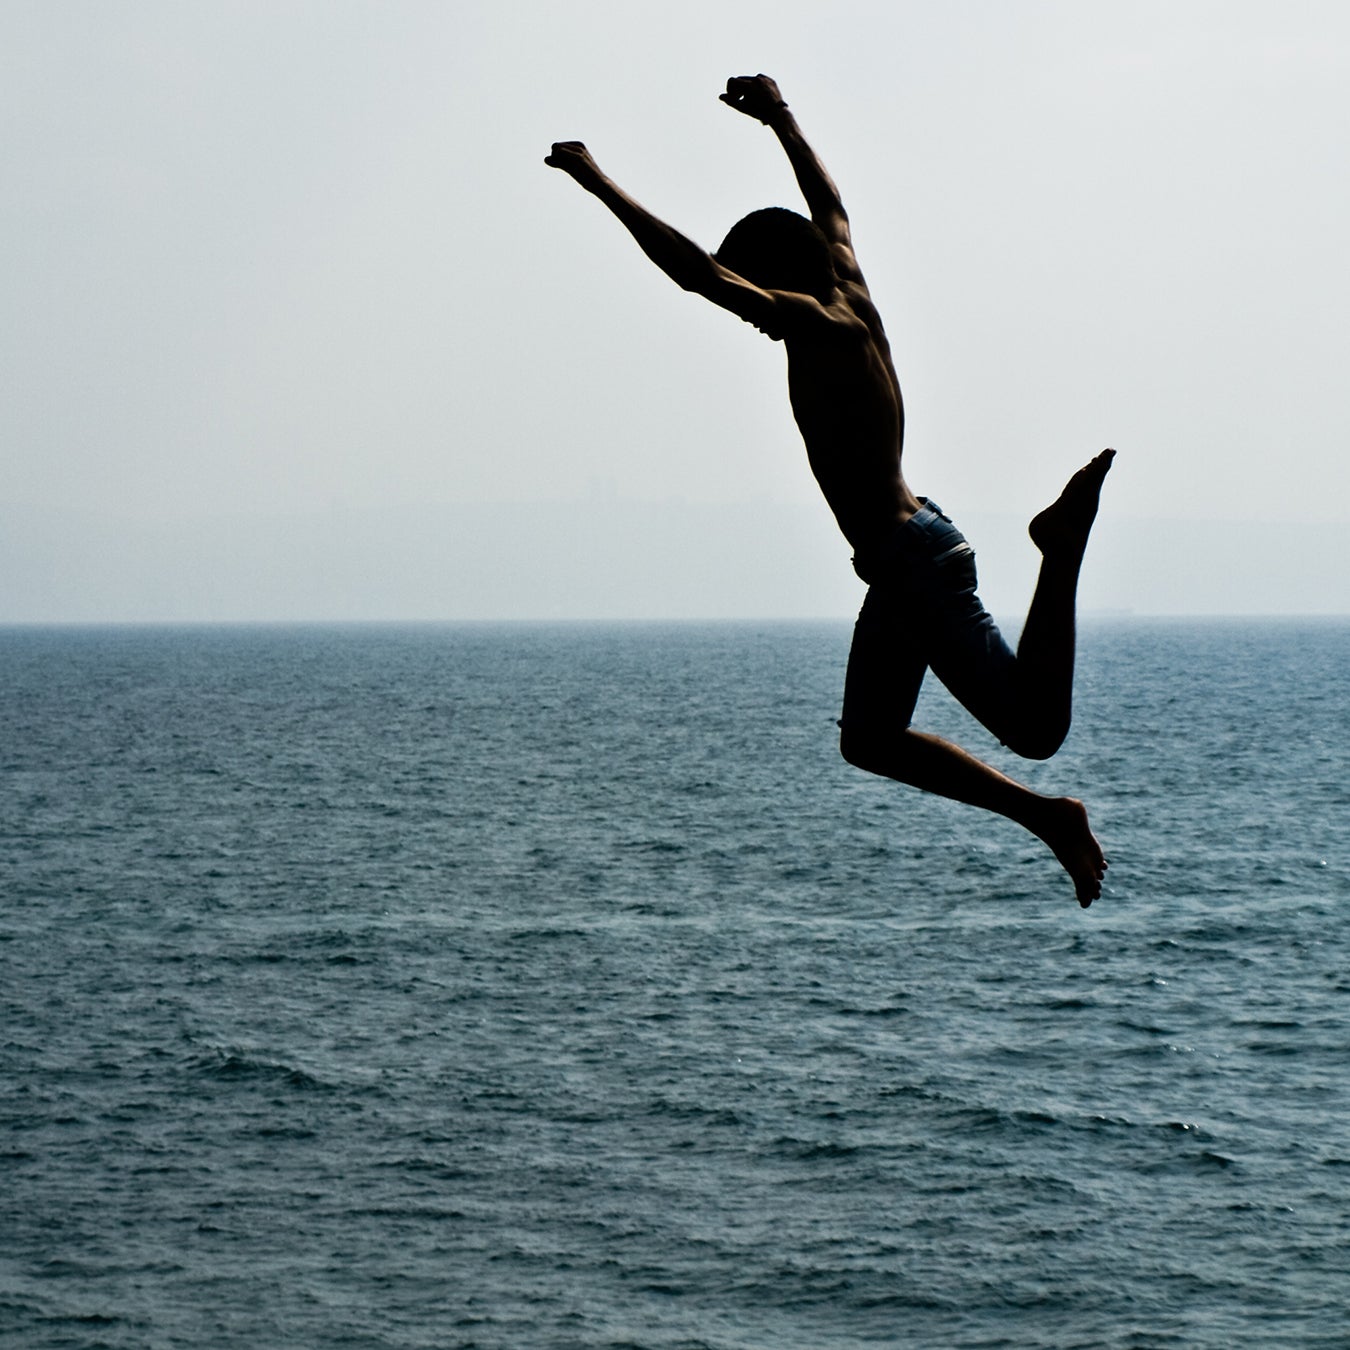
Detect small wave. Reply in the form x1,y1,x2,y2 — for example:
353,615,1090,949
850,1003,910,1019
503,925,588,943
643,1099,747,1130
1161,1119,1212,1139
877,1082,949,1105
350,1203,470,1222
618,839,685,855
54,1312,123,1327
942,1104,1062,1135
769,1135,860,1161
1116,1018,1173,1035
1242,1039,1304,1056
853,1288,964,1313
181,1047,329,1091
372,1155,472,1180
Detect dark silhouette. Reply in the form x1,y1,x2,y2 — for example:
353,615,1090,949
547,75,1113,905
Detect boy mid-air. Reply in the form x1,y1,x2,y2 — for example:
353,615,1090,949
547,74,1113,906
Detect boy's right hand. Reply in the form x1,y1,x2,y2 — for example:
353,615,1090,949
545,141,602,189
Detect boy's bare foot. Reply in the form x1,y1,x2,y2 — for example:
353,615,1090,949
1027,796,1107,907
1029,448,1115,559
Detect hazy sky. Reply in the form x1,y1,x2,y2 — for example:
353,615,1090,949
4,0,1348,621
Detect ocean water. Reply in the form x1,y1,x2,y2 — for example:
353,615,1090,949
2,618,1348,1350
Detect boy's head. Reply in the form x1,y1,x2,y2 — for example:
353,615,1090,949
715,208,835,303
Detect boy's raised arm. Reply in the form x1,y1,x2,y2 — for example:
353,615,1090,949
545,141,719,295
719,75,860,281
545,139,823,340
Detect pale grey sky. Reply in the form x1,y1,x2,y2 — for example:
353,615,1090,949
3,0,1348,620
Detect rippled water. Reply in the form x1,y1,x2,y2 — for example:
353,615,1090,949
3,620,1348,1348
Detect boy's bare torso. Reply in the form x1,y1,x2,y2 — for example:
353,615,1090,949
783,281,921,551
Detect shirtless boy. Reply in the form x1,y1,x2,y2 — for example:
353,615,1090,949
547,74,1112,906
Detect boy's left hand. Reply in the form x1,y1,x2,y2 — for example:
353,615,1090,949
719,74,787,124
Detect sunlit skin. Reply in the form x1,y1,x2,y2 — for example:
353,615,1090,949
547,75,1113,906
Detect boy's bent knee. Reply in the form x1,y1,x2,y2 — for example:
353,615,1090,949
838,724,871,771
1002,719,1070,762
839,723,909,774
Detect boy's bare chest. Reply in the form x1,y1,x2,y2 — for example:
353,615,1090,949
785,343,899,454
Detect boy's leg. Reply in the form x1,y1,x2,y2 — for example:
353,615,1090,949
839,723,1106,905
920,450,1115,761
1007,449,1116,757
839,584,1107,905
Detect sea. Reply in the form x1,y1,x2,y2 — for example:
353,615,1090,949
2,618,1348,1350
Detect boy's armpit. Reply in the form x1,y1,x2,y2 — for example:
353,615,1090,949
705,266,840,341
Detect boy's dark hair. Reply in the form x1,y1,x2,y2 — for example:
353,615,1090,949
714,207,835,302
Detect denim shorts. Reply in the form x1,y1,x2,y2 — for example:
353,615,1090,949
841,500,1018,742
